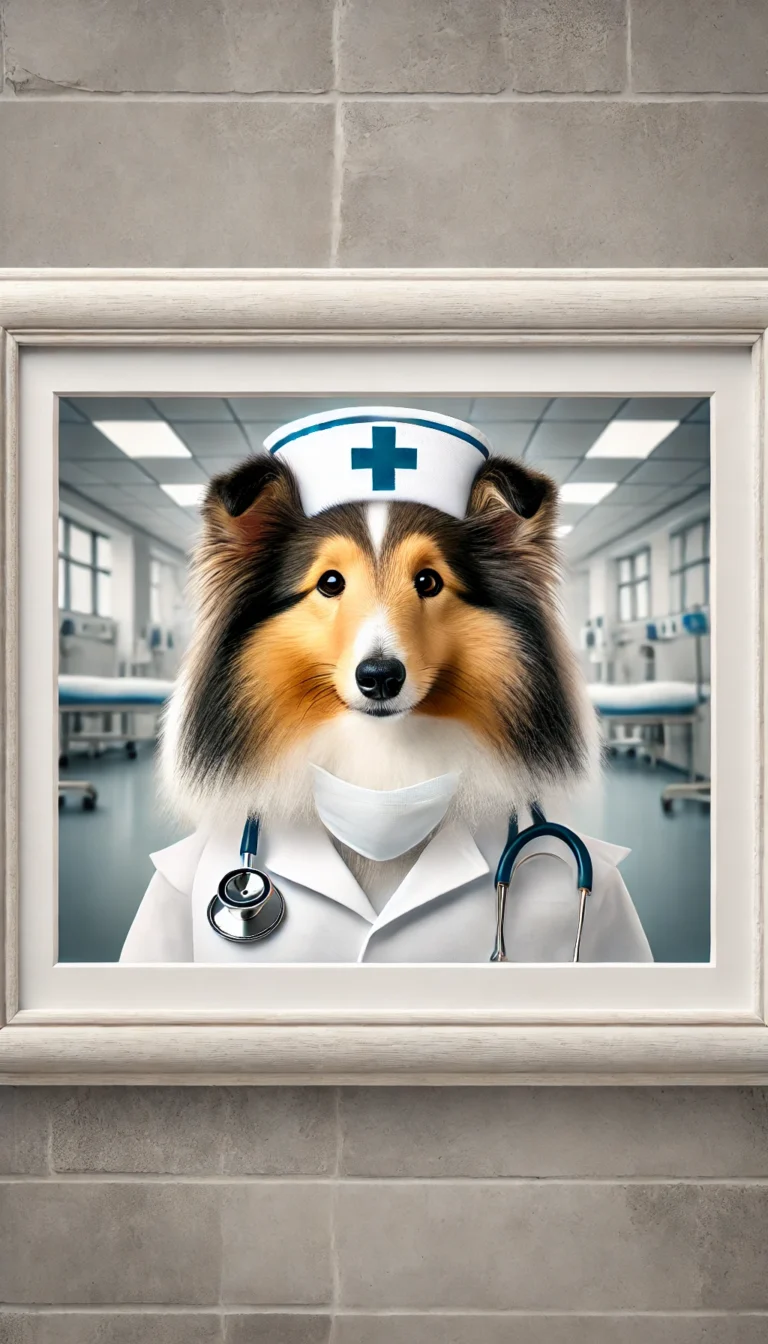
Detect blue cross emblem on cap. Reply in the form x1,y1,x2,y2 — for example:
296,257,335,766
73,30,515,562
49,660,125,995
351,425,418,491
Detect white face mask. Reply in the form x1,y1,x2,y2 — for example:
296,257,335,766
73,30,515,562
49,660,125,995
310,764,460,861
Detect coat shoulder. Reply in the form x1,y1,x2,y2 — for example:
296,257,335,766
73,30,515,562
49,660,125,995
150,830,208,894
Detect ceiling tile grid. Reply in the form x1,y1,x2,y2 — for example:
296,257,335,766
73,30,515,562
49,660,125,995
58,394,710,565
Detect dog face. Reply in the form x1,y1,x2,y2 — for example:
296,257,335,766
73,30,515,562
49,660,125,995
172,453,590,803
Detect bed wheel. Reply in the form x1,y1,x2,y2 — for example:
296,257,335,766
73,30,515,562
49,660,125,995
59,754,69,769
126,742,137,760
82,792,97,811
626,747,636,759
662,797,673,814
58,793,65,810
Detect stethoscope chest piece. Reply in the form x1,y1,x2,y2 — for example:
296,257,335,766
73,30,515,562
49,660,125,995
207,822,286,944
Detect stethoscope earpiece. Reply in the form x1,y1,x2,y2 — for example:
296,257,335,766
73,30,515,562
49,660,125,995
207,818,286,944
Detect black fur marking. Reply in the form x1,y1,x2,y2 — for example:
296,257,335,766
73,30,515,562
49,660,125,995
211,454,287,518
385,460,584,786
472,457,552,520
181,473,372,786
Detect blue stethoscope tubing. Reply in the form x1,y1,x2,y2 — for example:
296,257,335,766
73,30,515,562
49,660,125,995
490,807,593,963
208,807,593,959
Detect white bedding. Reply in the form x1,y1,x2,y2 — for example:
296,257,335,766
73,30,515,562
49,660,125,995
587,680,708,717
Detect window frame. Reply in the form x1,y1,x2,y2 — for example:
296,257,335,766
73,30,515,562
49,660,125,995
150,557,162,627
616,546,651,623
670,517,710,613
58,515,112,618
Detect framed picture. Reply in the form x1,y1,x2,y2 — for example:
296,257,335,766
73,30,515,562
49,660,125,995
0,269,765,1083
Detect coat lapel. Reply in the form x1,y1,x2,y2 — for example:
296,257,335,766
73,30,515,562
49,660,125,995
261,816,377,924
369,819,490,935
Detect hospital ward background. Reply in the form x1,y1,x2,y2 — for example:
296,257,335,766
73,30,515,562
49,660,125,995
56,394,711,963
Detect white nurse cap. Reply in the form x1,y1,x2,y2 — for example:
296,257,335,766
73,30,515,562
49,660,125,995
263,406,492,520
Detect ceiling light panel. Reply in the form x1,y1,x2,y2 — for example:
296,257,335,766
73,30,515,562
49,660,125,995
160,483,207,508
586,419,679,459
560,482,617,505
93,421,191,459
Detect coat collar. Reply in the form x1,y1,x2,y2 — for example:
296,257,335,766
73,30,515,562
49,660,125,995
261,816,377,924
366,818,490,935
260,815,490,932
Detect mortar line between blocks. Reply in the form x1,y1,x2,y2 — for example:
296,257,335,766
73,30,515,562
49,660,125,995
330,1087,342,1326
44,1106,53,1177
330,1310,768,1319
329,0,345,267
1,1307,768,1319
626,0,633,96
216,1168,225,1341
4,90,768,102
5,1173,768,1184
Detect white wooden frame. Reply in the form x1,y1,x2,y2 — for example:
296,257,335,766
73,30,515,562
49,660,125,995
0,268,766,1084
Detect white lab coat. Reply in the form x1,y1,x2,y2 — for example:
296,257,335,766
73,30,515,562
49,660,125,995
120,812,653,963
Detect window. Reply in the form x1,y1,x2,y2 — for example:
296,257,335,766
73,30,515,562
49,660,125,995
670,519,710,613
616,548,651,623
58,517,112,616
150,559,162,625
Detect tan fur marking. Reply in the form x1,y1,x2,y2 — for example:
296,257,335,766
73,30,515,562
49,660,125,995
234,537,378,767
229,528,538,764
379,534,529,743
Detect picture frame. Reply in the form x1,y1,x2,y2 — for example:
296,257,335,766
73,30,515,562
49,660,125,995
0,267,766,1084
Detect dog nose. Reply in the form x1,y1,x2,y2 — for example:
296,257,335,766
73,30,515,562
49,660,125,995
355,658,406,701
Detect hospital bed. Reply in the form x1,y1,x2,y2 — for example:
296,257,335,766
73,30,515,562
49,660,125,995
587,680,710,809
58,675,174,809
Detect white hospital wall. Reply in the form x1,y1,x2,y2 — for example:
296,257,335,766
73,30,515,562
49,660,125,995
588,556,609,621
561,570,590,677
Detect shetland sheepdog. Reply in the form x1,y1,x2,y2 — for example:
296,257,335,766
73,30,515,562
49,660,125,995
161,451,598,898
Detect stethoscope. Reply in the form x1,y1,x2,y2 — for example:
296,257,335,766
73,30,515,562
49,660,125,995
207,816,286,943
490,804,593,963
208,805,593,959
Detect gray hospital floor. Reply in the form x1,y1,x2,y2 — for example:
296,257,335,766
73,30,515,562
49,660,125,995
58,744,186,963
58,748,710,963
567,758,711,964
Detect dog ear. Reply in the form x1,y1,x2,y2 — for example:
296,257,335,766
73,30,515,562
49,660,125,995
467,456,556,524
201,454,302,541
465,457,561,582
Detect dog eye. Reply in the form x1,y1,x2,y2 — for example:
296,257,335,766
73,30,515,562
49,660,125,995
317,570,346,598
414,568,444,599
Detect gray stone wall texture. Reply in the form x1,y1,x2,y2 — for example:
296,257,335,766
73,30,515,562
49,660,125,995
1,0,768,1338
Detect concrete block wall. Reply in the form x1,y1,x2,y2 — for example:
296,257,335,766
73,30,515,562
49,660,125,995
1,1,768,1337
